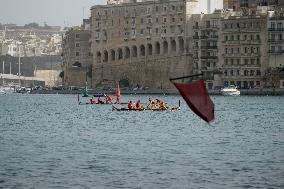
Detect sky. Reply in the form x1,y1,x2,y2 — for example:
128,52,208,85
0,0,222,27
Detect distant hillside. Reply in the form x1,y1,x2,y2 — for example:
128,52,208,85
0,55,61,77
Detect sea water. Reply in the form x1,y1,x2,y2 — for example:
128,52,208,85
0,94,283,188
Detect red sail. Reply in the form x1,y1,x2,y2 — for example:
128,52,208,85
115,83,121,103
173,79,215,123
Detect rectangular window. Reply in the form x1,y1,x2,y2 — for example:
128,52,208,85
75,34,80,38
76,52,80,56
75,43,80,47
163,17,167,23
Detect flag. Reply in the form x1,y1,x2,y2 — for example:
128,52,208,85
115,82,121,103
173,79,214,123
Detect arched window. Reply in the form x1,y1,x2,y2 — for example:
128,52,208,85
111,49,115,61
132,46,137,57
179,38,184,53
97,51,101,63
171,40,176,52
155,42,160,55
103,50,108,62
163,41,168,54
147,43,153,55
125,47,130,59
118,48,123,60
140,44,145,56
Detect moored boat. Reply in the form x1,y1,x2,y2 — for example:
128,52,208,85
220,85,240,96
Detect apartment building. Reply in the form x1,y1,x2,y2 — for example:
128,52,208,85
90,0,192,89
62,27,92,87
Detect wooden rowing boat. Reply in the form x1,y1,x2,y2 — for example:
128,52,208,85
112,106,180,111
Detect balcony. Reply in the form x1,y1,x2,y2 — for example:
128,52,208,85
268,28,284,32
268,39,284,43
200,35,208,39
201,46,218,49
268,50,284,54
201,55,218,59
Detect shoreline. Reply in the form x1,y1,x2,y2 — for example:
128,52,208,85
29,88,284,96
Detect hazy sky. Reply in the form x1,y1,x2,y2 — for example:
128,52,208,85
0,0,222,27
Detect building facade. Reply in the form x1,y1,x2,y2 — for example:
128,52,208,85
220,11,268,89
90,0,192,89
226,0,282,11
62,27,92,87
189,11,222,89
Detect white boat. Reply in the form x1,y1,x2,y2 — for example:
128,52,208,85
221,85,240,96
0,86,14,94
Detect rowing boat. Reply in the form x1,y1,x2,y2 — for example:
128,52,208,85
79,102,128,105
112,106,180,111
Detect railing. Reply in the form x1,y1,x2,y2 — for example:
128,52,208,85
268,50,284,54
268,28,284,32
200,55,218,59
268,39,284,43
201,46,218,49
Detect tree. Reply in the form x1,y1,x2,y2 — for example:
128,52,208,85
24,22,40,28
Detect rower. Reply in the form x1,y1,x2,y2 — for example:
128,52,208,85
105,95,112,104
148,98,157,109
97,96,104,104
135,100,143,110
128,101,134,109
159,99,167,110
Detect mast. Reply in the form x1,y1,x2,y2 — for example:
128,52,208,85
18,45,21,87
9,62,11,74
2,61,4,74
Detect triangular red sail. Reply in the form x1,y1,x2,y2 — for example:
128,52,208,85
173,79,214,123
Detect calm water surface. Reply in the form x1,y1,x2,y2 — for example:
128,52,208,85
0,94,283,189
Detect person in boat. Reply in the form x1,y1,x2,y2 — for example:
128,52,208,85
97,96,104,104
135,100,144,110
90,97,96,104
148,98,157,109
128,101,134,110
105,95,112,104
158,99,167,110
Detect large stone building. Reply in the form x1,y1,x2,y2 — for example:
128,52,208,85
188,11,222,89
90,0,192,89
62,26,92,87
225,0,283,11
219,10,268,89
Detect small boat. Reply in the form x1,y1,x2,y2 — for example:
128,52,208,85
0,86,14,94
220,85,240,96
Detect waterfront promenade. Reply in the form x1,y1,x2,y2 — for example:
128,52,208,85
30,88,284,96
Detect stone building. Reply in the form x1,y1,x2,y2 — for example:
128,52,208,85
266,9,284,88
225,0,283,11
188,11,222,89
220,11,268,89
267,10,284,68
62,27,92,87
90,0,192,89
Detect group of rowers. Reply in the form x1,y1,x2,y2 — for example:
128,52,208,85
128,98,167,110
89,95,116,104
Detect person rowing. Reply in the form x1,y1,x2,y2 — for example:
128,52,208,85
148,98,157,109
97,96,104,104
135,100,144,110
155,99,167,110
128,101,134,110
105,95,112,104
